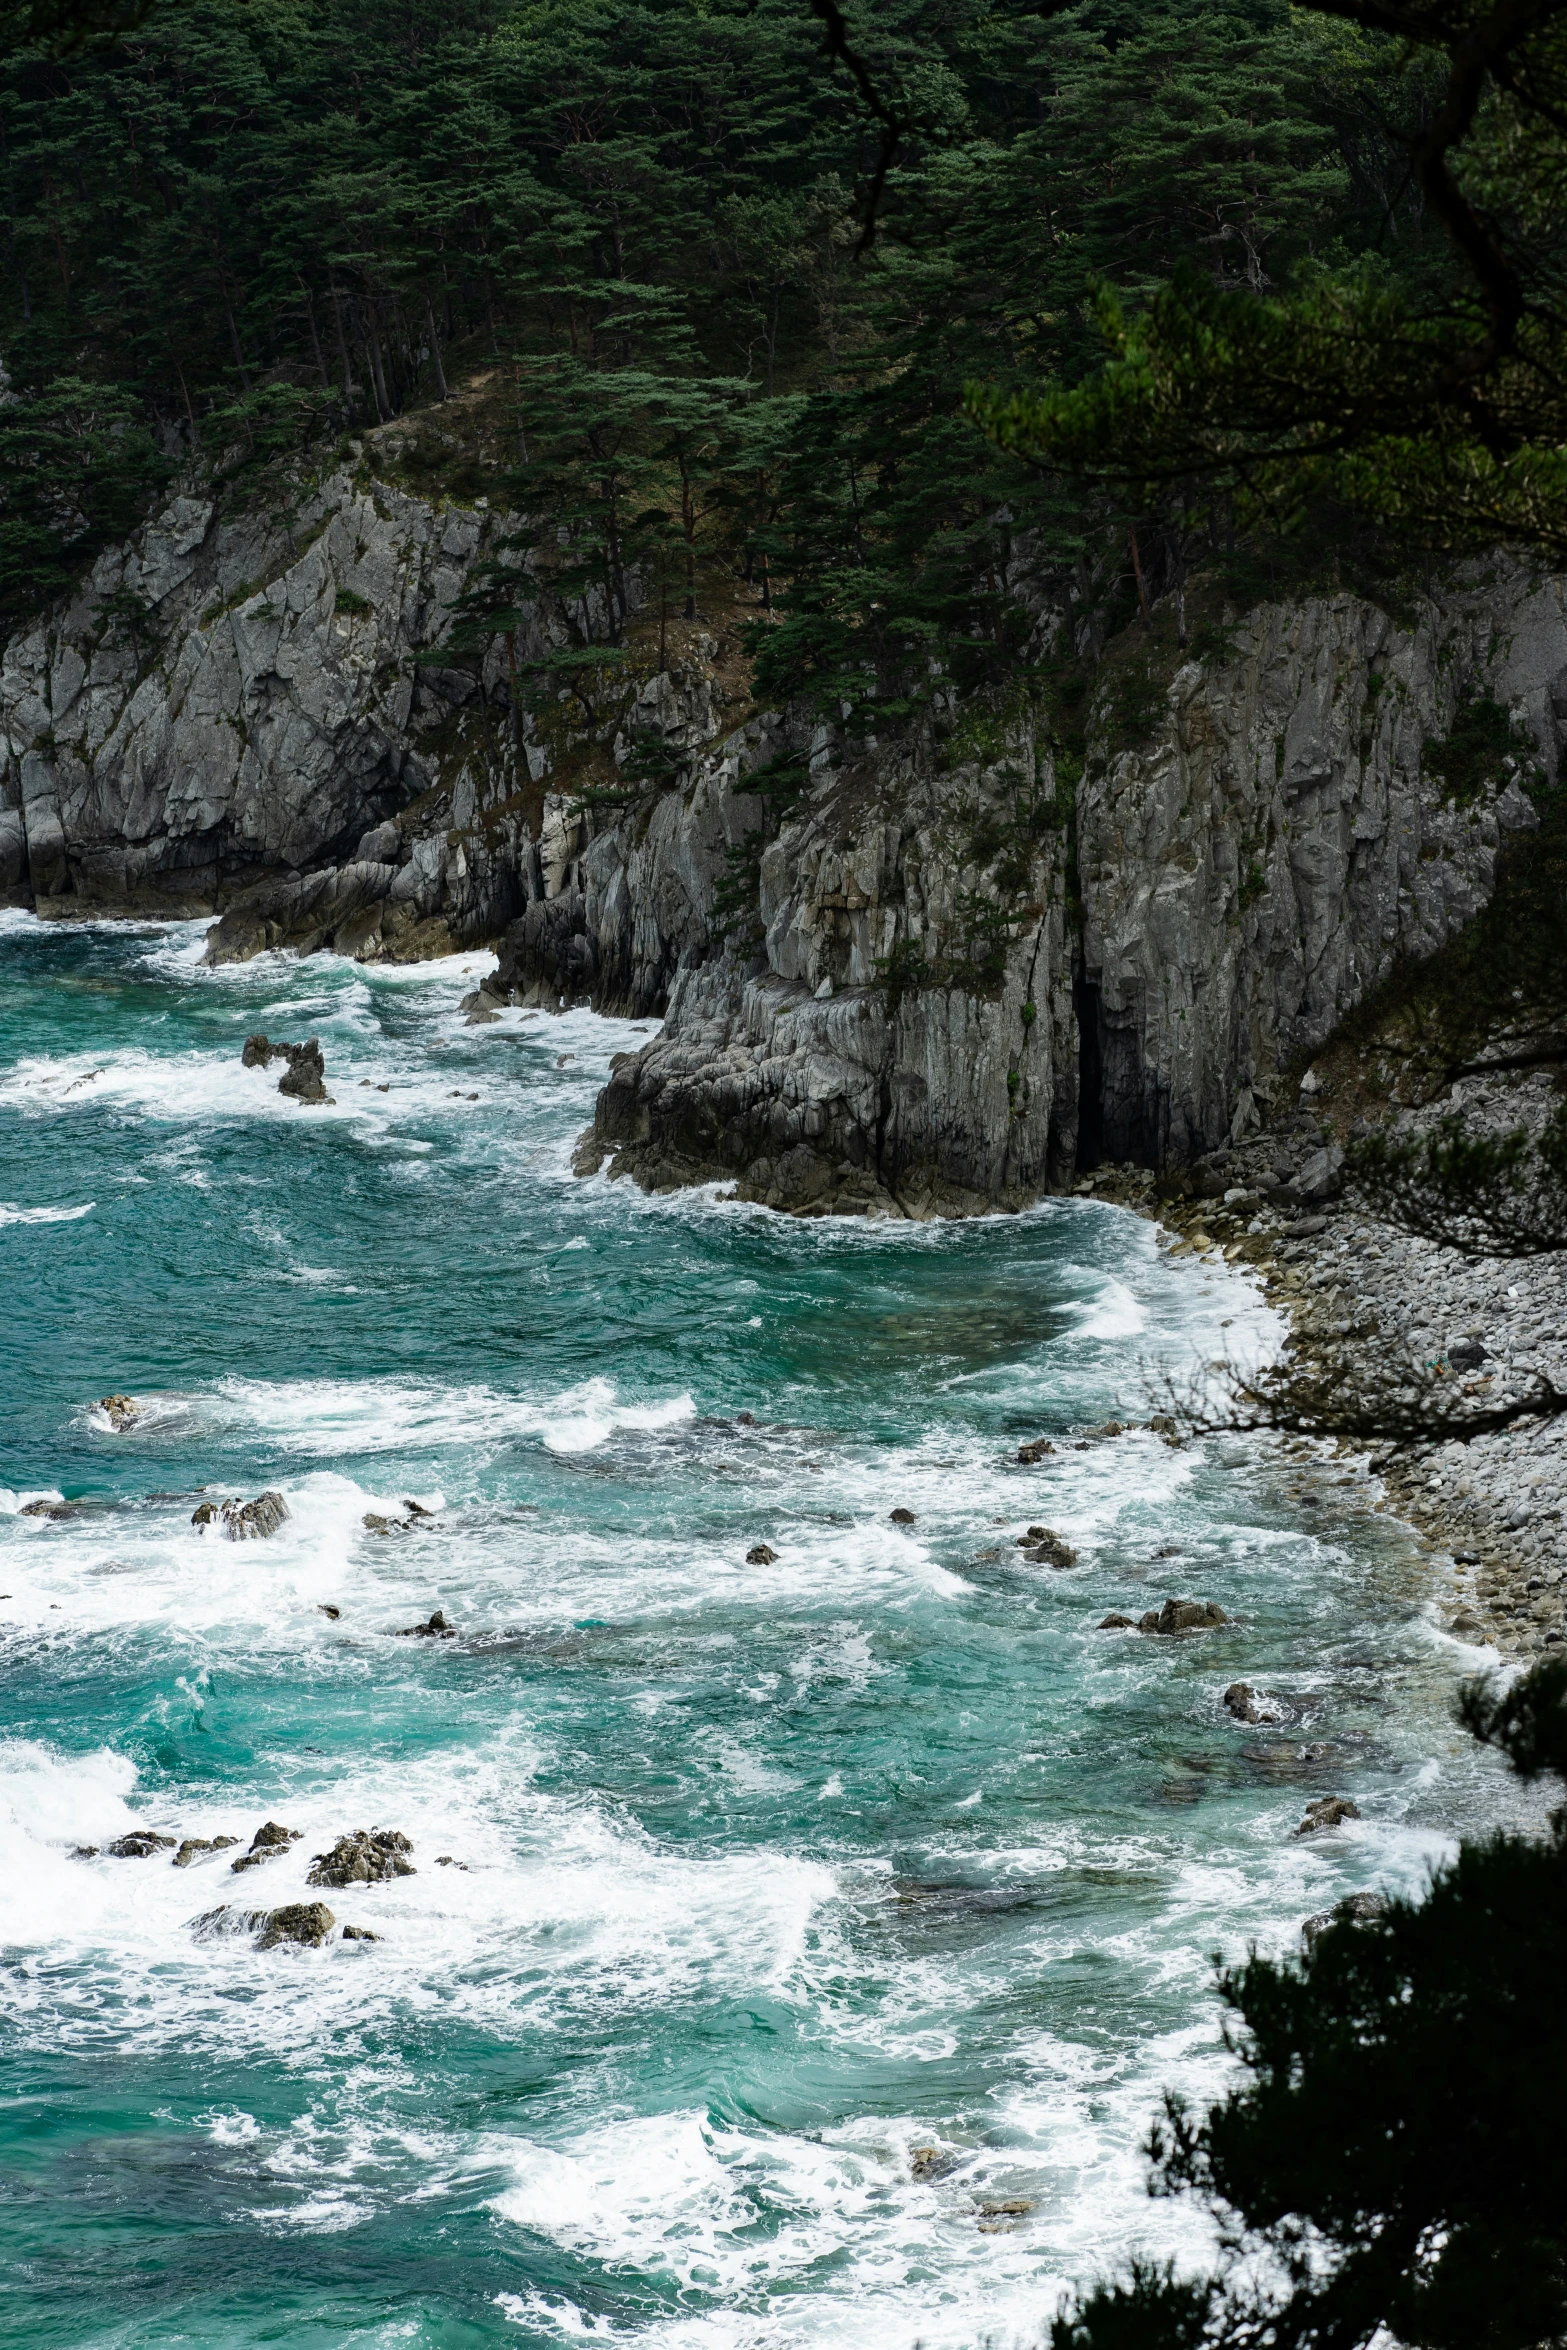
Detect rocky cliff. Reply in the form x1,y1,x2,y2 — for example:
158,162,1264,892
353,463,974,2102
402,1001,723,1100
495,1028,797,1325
569,568,1563,1213
4,457,1563,1216
0,446,530,959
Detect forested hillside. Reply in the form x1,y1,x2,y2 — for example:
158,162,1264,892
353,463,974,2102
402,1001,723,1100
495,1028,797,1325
2,0,1454,703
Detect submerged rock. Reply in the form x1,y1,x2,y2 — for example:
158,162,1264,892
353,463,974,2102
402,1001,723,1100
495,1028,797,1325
97,1393,142,1431
1016,1436,1056,1464
231,1820,301,1872
307,1828,415,1888
1140,1598,1228,1634
173,1835,239,1867
1296,1795,1362,1835
105,1830,175,1858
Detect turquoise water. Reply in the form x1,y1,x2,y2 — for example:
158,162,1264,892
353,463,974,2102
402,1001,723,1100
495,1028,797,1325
0,913,1507,2350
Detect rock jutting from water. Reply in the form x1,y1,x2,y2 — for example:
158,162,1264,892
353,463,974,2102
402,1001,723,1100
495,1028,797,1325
242,1034,331,1105
191,1490,289,1540
306,1829,415,1888
1139,1598,1229,1635
105,1830,175,1858
231,1821,301,1872
97,1394,142,1431
1296,1796,1363,1835
173,1835,240,1867
1017,1526,1077,1568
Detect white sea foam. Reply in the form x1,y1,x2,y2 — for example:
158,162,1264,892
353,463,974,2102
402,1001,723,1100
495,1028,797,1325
0,1199,94,1225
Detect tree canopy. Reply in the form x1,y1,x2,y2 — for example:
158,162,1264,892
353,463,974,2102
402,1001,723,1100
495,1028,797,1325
0,0,1501,677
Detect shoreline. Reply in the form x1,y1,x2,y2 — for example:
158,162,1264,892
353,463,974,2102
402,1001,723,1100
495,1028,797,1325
1083,1117,1566,1665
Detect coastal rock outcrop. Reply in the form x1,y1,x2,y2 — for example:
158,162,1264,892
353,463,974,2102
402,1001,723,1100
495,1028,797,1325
10,454,1567,1211
307,1828,415,1887
243,1033,329,1104
192,1491,290,1540
1140,1598,1228,1634
572,570,1567,1205
231,1820,301,1871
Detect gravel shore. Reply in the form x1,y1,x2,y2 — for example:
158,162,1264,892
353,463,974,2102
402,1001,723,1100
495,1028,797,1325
1084,1068,1567,1663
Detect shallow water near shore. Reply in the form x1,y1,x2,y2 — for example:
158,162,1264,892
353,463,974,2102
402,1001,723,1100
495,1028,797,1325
0,911,1516,2349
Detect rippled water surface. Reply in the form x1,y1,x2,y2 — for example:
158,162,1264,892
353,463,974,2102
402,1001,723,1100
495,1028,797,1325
0,912,1506,2348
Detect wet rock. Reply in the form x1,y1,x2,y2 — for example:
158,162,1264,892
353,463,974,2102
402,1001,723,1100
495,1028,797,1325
105,1830,175,1858
191,1498,224,1525
396,1608,454,1637
242,1034,331,1105
340,1923,380,1941
364,1512,408,1537
435,1854,468,1869
1447,1338,1488,1372
223,1491,289,1541
1016,1437,1056,1463
257,1901,336,1949
1086,1420,1127,1439
1139,1598,1229,1634
1145,1415,1178,1436
1097,1612,1137,1630
173,1835,239,1867
403,1499,435,1518
98,1393,142,1431
319,1603,341,1620
307,1827,415,1888
231,1820,301,1872
976,2199,1034,2218
745,1544,778,1565
1296,1795,1362,1835
1302,1889,1391,1951
21,1499,73,1520
1018,1526,1077,1569
1223,1681,1285,1723
909,2145,957,2181
73,1845,100,1858
890,1508,917,1525
1154,1543,1182,1558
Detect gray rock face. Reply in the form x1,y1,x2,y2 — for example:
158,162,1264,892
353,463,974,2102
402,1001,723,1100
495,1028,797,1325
563,709,1076,1215
0,454,531,960
1076,576,1567,1163
567,563,1567,1207
9,469,1567,1216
